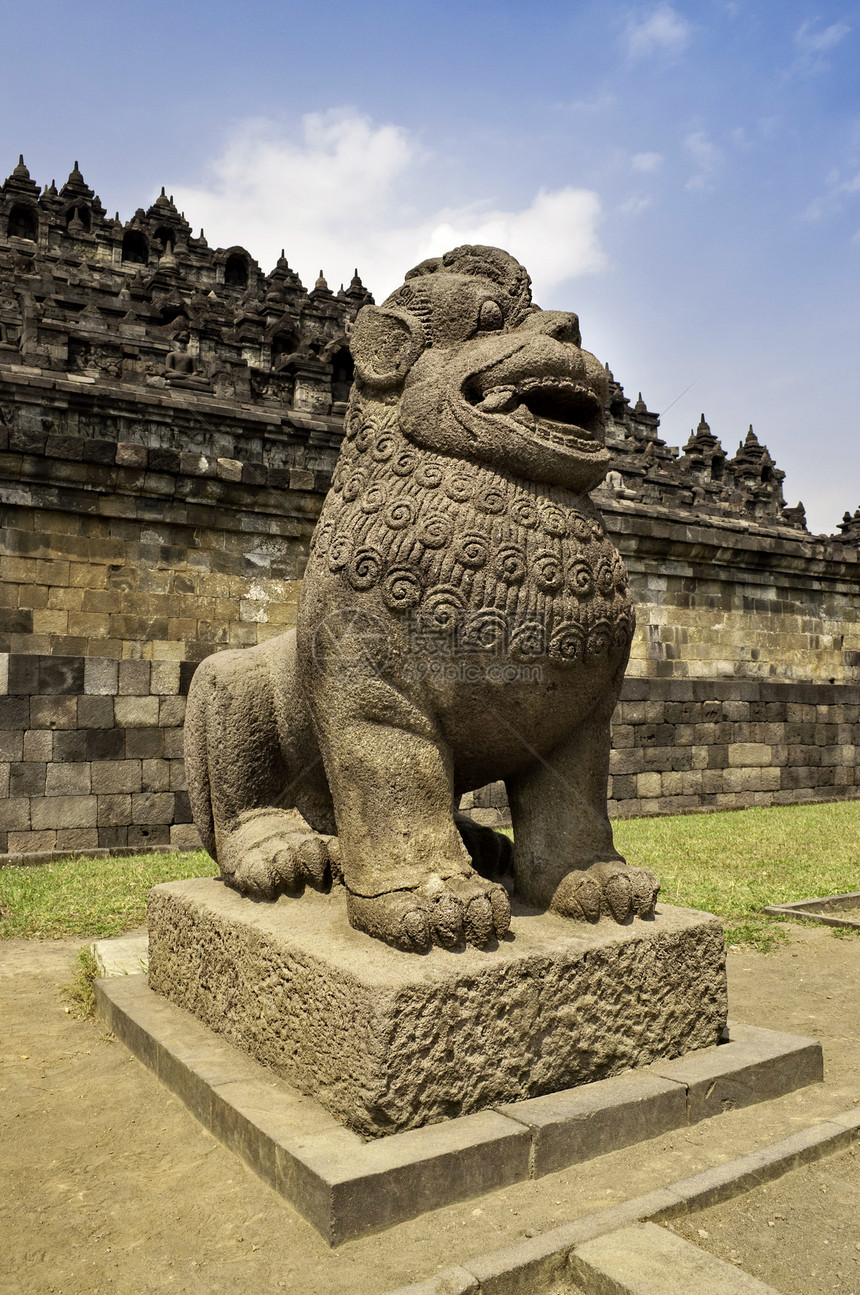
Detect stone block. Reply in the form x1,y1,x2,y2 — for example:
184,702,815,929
78,695,115,729
141,759,171,792
158,695,186,727
131,792,175,825
728,742,772,767
84,657,119,695
5,654,39,695
723,766,781,793
118,659,151,695
91,759,142,794
7,829,56,854
162,729,185,759
38,656,85,695
97,794,133,827
55,828,99,852
22,729,52,761
114,695,160,727
86,727,126,759
647,1023,823,1122
497,1070,686,1178
10,763,46,797
1,735,25,761
98,826,128,848
116,442,148,468
148,880,727,1139
570,1222,780,1294
0,696,29,729
52,730,88,762
30,696,77,729
635,772,662,798
45,762,92,796
128,824,170,848
0,797,30,830
31,795,98,830
125,728,165,758
150,661,181,695
170,821,202,848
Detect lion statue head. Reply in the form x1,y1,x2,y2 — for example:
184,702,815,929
348,245,611,494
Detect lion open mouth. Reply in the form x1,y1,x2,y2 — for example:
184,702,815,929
465,377,605,448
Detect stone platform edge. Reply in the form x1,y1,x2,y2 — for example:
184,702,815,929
95,974,823,1247
385,1108,860,1294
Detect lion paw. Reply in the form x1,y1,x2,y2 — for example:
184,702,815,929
218,808,333,901
346,873,511,953
550,860,659,924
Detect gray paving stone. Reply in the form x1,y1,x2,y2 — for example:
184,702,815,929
498,1072,686,1177
646,1022,823,1121
91,934,149,976
570,1222,781,1294
658,1120,854,1216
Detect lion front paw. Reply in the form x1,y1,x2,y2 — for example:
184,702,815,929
550,860,659,924
346,873,511,953
218,808,333,901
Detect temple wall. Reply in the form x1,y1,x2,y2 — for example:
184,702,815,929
606,502,860,685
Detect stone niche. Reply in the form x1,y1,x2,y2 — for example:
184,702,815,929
148,878,728,1139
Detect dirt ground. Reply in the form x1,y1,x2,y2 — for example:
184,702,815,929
1,922,858,1295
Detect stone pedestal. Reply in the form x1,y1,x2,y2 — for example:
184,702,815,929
147,878,728,1139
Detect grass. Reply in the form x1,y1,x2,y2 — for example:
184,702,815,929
613,800,860,951
0,849,215,939
0,801,858,950
61,946,101,1019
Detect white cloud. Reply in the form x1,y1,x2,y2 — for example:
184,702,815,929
803,165,860,221
794,18,851,55
631,151,664,172
684,130,724,190
169,111,607,302
790,18,851,75
424,189,607,292
619,192,654,216
623,4,691,59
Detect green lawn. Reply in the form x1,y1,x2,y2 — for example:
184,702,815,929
0,849,216,939
1,800,858,949
614,799,860,948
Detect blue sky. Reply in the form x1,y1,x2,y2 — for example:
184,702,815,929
2,0,859,532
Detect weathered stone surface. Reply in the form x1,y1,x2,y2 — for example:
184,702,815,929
148,877,727,1137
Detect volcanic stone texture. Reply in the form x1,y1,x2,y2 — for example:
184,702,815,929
147,877,728,1139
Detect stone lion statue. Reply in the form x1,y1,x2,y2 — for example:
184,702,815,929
184,245,658,951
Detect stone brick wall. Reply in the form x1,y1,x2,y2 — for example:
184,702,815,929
598,498,860,686
462,677,860,826
0,652,196,857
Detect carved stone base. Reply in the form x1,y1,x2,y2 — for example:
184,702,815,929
147,877,728,1139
